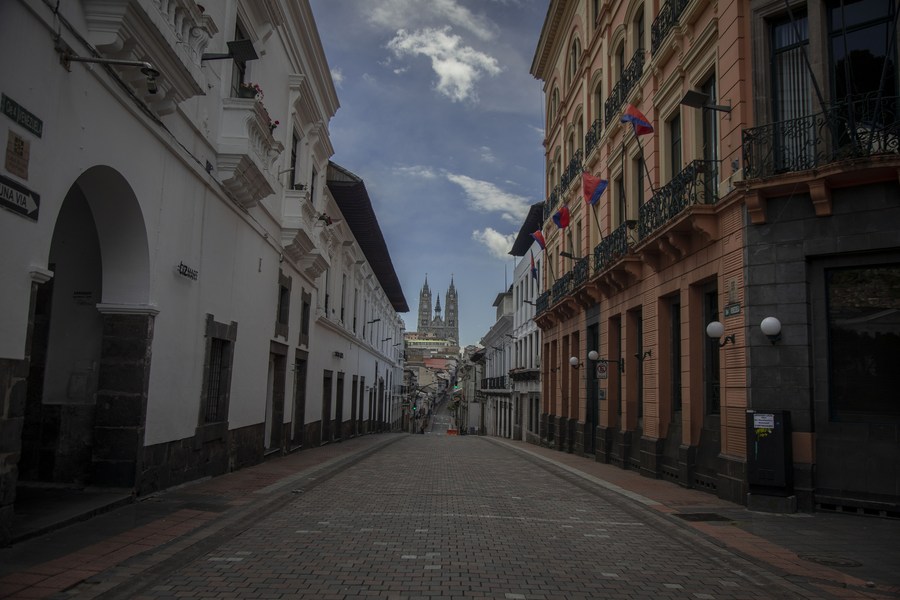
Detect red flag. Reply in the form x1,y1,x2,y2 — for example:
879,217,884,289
621,104,654,136
552,206,570,229
583,173,609,206
530,250,538,280
531,230,546,250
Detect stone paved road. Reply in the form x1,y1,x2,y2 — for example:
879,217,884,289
99,435,826,600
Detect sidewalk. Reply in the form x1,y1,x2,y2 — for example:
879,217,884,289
1,432,898,599
490,437,900,600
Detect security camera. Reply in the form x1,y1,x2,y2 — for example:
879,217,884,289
141,66,160,95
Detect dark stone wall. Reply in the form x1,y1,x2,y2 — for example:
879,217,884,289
746,182,900,511
138,422,264,496
92,313,153,488
0,357,28,545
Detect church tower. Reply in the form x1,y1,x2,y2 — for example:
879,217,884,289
417,276,432,332
416,275,458,342
445,276,458,343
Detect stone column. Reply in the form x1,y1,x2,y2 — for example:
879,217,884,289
92,304,156,489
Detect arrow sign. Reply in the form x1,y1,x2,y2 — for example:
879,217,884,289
0,174,40,221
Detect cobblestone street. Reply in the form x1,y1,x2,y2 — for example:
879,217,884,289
4,429,899,599
78,436,834,599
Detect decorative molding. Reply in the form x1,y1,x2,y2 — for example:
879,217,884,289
96,303,160,316
82,0,216,114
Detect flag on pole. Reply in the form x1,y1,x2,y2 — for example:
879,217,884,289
552,206,570,229
621,104,654,136
582,172,609,206
530,250,538,280
531,230,546,250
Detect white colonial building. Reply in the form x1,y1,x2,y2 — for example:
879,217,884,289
0,0,407,543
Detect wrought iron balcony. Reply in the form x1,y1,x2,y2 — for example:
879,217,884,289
585,118,603,157
594,221,630,273
572,256,590,288
544,184,562,220
638,159,719,239
651,0,690,55
480,376,508,390
551,271,574,305
560,149,584,192
604,50,646,126
535,291,551,315
742,94,900,180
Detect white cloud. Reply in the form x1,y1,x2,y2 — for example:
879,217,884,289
331,67,344,87
445,173,530,223
394,165,439,179
480,146,496,163
369,0,495,41
472,228,516,259
387,27,501,102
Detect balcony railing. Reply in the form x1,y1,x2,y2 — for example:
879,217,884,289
594,221,630,273
585,118,603,157
638,159,719,239
551,271,574,305
742,94,900,179
561,149,583,192
535,291,550,315
572,256,590,288
480,376,508,390
651,0,690,55
544,185,562,220
604,50,645,126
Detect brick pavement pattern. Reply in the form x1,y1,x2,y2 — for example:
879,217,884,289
2,432,898,600
111,437,821,599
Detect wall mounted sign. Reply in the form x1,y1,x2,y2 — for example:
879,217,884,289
5,130,29,179
1,94,43,138
595,361,609,380
724,303,741,317
176,261,198,280
0,173,39,221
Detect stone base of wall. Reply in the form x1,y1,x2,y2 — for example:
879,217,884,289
639,435,664,479
138,422,264,496
596,426,615,463
0,357,28,546
717,454,746,505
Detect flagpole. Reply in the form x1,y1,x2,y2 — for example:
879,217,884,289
591,203,603,242
634,131,657,196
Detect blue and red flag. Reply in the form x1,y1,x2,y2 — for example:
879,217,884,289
531,229,546,250
582,172,609,206
530,250,538,280
621,104,654,136
552,206,570,229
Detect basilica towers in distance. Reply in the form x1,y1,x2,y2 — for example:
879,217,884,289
416,276,459,344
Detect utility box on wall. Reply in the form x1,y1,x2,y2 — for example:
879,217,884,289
746,410,796,512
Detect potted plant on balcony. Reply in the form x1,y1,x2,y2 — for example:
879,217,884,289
238,82,263,99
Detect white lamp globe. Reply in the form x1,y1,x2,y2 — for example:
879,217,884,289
706,321,725,339
588,350,599,361
569,356,579,367
760,316,782,337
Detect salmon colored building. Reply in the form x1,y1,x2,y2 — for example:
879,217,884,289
530,0,754,504
530,0,900,515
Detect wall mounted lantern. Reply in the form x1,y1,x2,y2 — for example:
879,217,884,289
706,321,736,347
760,316,782,344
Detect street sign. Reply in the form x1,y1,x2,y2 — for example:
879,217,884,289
0,174,39,221
595,361,609,380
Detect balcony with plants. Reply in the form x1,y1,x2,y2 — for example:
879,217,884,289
741,93,900,223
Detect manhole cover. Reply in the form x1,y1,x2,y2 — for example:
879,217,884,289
799,554,863,567
673,513,732,522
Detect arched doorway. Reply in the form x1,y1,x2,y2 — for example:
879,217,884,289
19,166,152,495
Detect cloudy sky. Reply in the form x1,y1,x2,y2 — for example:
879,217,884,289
309,0,547,348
